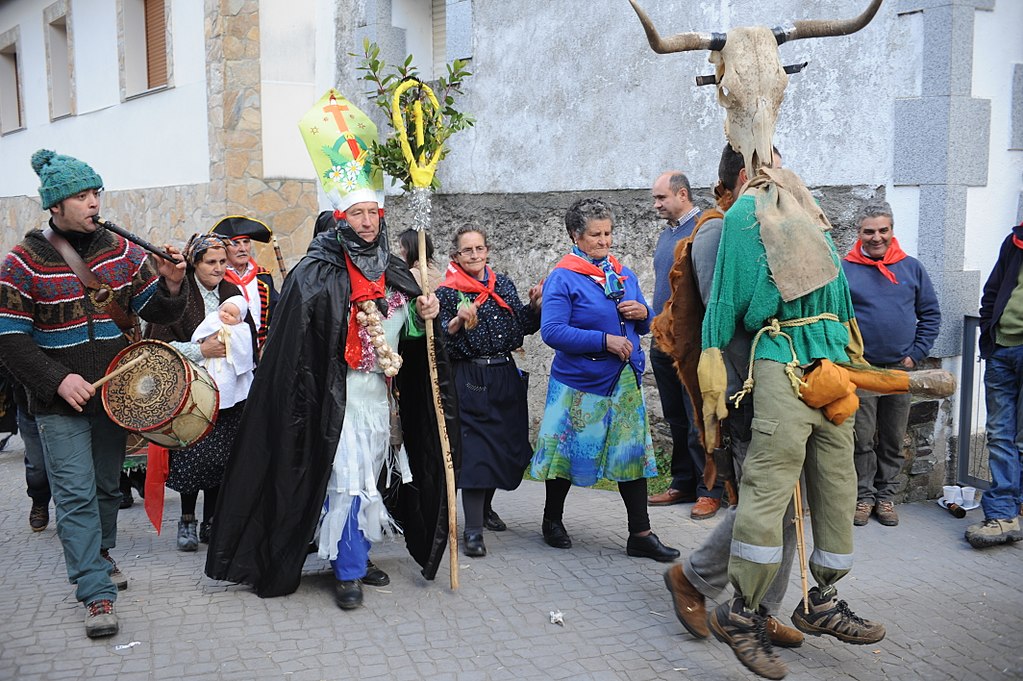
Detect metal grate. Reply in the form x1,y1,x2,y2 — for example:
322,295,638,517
956,315,991,489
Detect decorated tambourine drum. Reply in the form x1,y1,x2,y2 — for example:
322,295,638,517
102,340,219,449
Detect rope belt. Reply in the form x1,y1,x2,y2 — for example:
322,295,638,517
729,313,840,408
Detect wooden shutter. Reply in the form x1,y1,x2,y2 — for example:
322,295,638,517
145,0,167,89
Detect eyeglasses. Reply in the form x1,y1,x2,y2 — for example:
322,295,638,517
457,246,488,257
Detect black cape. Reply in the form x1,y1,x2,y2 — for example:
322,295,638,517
205,228,460,597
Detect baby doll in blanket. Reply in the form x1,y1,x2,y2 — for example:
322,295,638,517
190,295,255,409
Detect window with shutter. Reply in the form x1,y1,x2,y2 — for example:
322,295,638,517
0,28,23,134
144,0,167,89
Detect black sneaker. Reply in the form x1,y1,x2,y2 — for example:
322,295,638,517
29,503,49,532
334,580,363,610
362,560,390,587
791,586,885,644
100,549,128,591
708,598,787,680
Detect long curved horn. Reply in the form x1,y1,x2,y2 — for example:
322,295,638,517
628,0,726,53
774,0,883,45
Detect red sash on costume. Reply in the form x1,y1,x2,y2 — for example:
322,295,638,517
843,237,908,285
554,253,626,284
144,444,170,534
344,253,386,367
439,262,512,312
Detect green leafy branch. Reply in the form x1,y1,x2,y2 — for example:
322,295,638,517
354,39,475,191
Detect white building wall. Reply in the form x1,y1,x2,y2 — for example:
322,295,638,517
965,0,1023,284
0,0,210,200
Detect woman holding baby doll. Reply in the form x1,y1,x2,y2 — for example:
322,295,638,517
145,234,258,551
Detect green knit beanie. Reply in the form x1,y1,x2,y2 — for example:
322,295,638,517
31,149,104,210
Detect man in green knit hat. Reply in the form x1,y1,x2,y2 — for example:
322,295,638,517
0,149,187,638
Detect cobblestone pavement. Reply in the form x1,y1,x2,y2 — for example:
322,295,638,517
1,436,1021,681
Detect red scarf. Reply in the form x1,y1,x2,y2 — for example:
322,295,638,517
344,252,386,367
554,253,625,282
144,444,170,534
223,257,261,302
1013,235,1023,250
843,236,908,284
439,262,512,312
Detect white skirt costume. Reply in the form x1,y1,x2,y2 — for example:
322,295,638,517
317,290,414,561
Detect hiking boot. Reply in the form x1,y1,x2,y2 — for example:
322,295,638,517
791,586,885,644
29,503,49,532
177,516,199,552
362,560,390,587
85,599,119,638
663,564,708,638
765,616,803,648
853,501,873,526
100,549,128,591
874,500,899,526
691,496,722,520
708,598,787,680
964,517,1023,549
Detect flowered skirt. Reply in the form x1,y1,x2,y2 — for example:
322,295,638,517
530,369,657,487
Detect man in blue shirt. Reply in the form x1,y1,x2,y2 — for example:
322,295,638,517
647,171,724,519
842,202,940,527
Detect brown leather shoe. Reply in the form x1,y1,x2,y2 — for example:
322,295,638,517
853,501,873,526
766,615,804,648
874,500,899,527
663,565,708,638
690,497,721,520
648,488,696,506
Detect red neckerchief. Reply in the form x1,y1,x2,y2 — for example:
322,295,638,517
554,252,626,284
1013,235,1023,250
439,262,512,312
343,252,386,367
223,257,261,301
843,236,908,285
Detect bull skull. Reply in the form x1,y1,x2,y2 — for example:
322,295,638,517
628,0,882,177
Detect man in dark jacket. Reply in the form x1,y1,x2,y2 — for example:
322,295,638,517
842,202,940,527
967,221,1023,548
206,200,460,609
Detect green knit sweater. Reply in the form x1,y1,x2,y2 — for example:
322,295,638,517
701,194,854,365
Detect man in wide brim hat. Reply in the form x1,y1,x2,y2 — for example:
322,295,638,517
209,215,278,349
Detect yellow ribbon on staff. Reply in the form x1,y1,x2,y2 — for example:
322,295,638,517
391,79,443,189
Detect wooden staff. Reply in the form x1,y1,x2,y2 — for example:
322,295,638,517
271,234,288,279
419,230,459,590
792,481,809,614
91,353,147,390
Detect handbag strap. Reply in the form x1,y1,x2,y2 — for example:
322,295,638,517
43,227,138,336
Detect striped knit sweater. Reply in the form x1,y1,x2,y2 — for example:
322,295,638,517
0,226,187,416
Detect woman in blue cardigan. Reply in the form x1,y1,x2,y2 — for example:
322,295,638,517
531,198,679,562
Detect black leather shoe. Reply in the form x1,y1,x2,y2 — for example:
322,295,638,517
542,518,572,549
198,522,212,544
626,532,680,562
362,560,390,586
334,580,363,610
463,531,487,557
484,510,507,532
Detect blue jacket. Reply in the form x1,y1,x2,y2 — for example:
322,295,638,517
541,264,652,396
979,223,1023,359
842,254,941,365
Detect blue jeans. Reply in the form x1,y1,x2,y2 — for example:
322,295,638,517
19,408,50,505
331,497,369,581
35,412,126,605
982,345,1023,520
650,347,721,499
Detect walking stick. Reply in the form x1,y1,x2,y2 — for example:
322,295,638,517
393,79,459,590
792,480,810,614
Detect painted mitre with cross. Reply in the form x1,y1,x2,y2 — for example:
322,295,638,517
299,89,385,213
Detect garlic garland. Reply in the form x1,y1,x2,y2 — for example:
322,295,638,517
355,300,403,377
